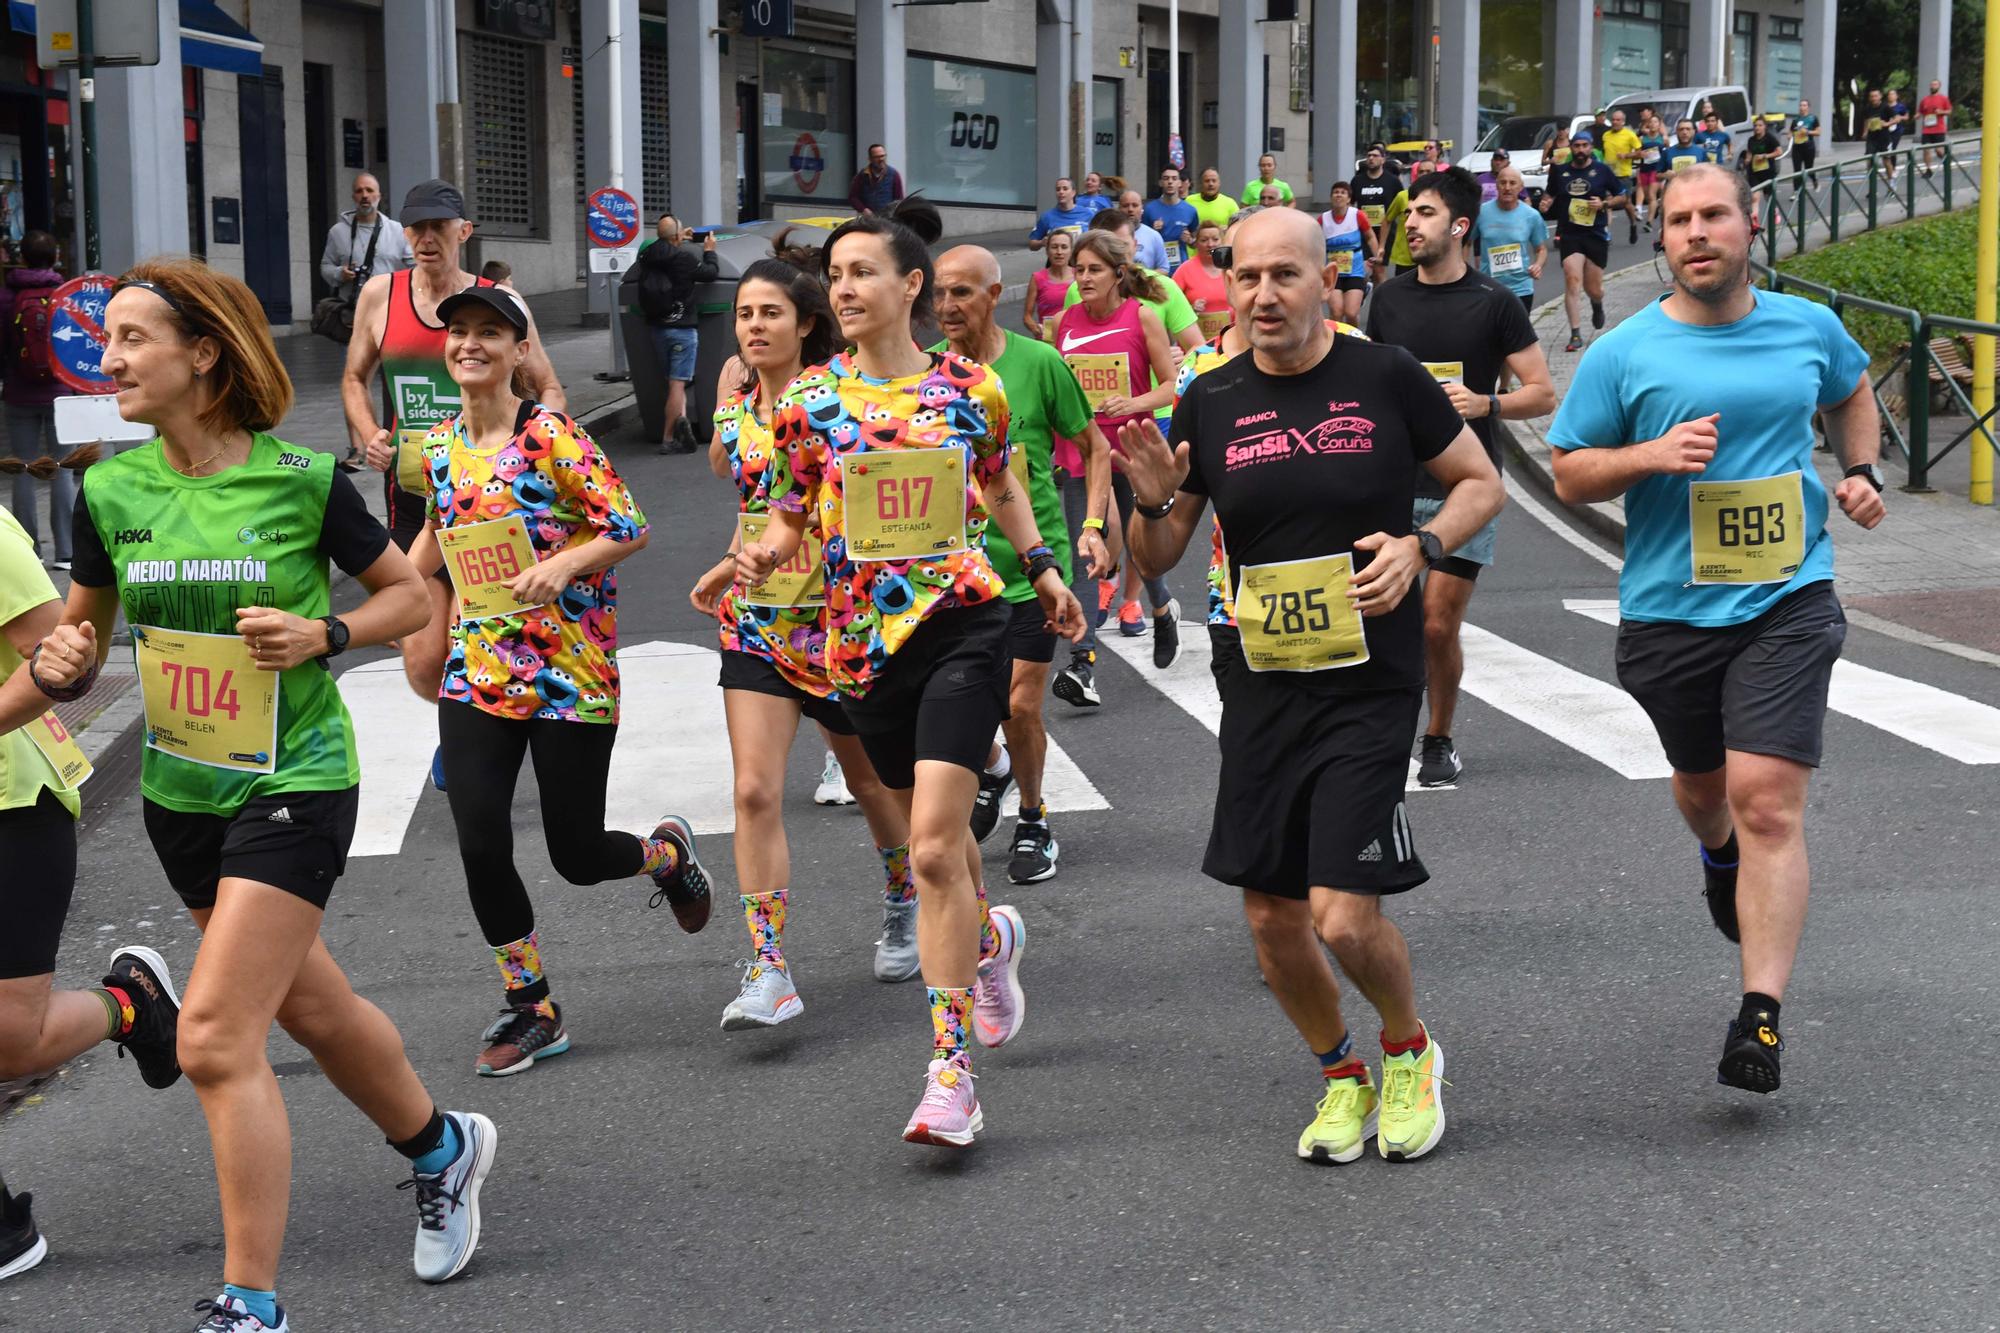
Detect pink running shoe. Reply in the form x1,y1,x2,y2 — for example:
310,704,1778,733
974,904,1026,1048
902,1056,982,1147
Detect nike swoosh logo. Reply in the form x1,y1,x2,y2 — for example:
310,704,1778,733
1060,330,1122,351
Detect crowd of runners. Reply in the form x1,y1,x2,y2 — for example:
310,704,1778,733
0,145,1892,1328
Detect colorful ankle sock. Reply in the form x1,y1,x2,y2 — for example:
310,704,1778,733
96,985,134,1039
221,1285,280,1327
975,879,998,960
879,842,915,905
1381,1025,1429,1057
1316,1032,1365,1080
928,986,974,1064
742,890,788,967
638,836,678,877
492,931,555,1017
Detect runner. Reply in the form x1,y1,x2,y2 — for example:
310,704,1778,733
1029,177,1096,252
1317,182,1379,326
1023,230,1075,342
1057,230,1184,665
1544,131,1624,352
1173,222,1234,341
1663,119,1704,176
1379,187,1417,278
342,179,563,786
1473,164,1548,314
0,506,182,1283
1791,100,1821,176
689,245,922,1020
1115,190,1172,271
1917,80,1951,176
49,260,496,1328
932,246,1111,882
1635,111,1668,226
1190,169,1242,233
1741,115,1784,203
1547,164,1885,1095
1142,167,1200,274
1119,208,1503,1164
1694,112,1733,167
1600,109,1643,245
1349,145,1401,252
401,284,711,1074
1367,167,1556,786
736,214,1084,1148
1241,153,1296,207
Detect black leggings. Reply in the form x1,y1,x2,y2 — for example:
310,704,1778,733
436,701,645,947
0,789,77,979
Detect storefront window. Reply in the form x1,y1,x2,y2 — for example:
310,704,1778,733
905,56,1037,208
1356,0,1423,151
1479,0,1543,127
1092,78,1121,179
1767,20,1802,111
762,44,854,208
1600,17,1663,103
1731,11,1756,105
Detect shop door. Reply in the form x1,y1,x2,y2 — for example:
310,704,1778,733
1145,49,1193,185
237,65,291,324
736,82,762,221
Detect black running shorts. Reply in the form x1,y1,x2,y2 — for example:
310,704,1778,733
717,647,856,735
1335,275,1369,293
1204,678,1428,899
1005,597,1058,665
1614,579,1846,773
1558,231,1609,268
839,599,1011,789
143,787,360,911
1207,623,1245,706
0,789,78,979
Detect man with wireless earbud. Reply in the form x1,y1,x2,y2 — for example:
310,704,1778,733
1365,165,1555,790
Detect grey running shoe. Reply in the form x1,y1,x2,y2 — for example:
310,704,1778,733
721,959,804,1030
1152,598,1182,669
874,898,920,982
1007,820,1059,884
405,1110,496,1284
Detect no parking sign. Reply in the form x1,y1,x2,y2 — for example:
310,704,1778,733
585,187,641,249
47,274,117,394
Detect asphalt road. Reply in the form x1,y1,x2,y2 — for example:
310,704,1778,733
7,424,1999,1331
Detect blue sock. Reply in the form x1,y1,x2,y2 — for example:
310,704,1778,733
222,1285,280,1326
410,1116,462,1176
1315,1032,1359,1078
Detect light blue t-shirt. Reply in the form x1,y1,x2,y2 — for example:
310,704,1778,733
1031,204,1097,242
1473,199,1547,297
1141,199,1200,271
1694,130,1733,164
1662,142,1704,173
1128,222,1170,272
1546,288,1870,627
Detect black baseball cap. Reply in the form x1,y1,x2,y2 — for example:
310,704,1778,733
401,178,468,224
436,285,529,335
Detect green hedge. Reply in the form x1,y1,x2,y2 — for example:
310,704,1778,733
1776,208,1983,364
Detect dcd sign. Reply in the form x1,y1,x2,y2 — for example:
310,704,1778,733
950,113,1001,150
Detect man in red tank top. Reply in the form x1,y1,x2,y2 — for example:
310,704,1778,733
343,178,566,712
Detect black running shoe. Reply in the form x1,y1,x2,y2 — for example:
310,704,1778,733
1152,598,1182,669
1007,819,1059,884
659,417,698,457
970,761,1015,843
1701,846,1740,942
1416,734,1462,787
105,944,182,1090
1591,300,1606,330
1628,223,1638,245
0,1184,46,1282
1052,650,1101,708
647,815,712,933
1565,332,1583,353
1717,1011,1783,1094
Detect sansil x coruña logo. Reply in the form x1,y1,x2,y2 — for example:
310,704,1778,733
238,526,290,546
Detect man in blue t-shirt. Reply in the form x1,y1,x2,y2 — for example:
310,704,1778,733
1029,177,1097,251
1662,119,1705,175
1547,163,1885,1103
1541,132,1624,351
1472,164,1548,306
1693,112,1734,165
1141,167,1200,273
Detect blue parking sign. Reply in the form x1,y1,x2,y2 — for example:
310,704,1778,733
48,274,116,394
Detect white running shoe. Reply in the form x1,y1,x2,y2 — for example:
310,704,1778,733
721,959,804,1029
974,904,1027,1048
814,751,854,805
408,1110,496,1283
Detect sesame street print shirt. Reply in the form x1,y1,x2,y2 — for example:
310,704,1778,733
425,401,648,723
767,351,1011,699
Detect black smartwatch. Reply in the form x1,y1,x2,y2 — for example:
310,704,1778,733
1843,463,1885,493
1414,529,1445,568
1021,544,1062,585
1133,493,1176,520
318,615,351,662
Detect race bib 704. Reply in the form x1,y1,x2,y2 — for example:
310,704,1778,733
132,627,278,774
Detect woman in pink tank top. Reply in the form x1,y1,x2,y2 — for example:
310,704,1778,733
1024,229,1075,341
1052,230,1177,453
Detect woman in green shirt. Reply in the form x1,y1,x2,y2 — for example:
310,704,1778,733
35,259,495,1330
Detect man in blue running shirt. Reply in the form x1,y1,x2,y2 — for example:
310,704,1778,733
1030,177,1098,251
1141,167,1200,273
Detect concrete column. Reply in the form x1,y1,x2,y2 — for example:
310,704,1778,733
383,0,443,202
1916,0,1951,95
1309,0,1357,200
855,0,907,176
96,0,188,269
1217,1,1261,196
1437,0,1479,156
1551,0,1594,117
585,0,645,204
1688,0,1728,89
667,0,723,226
1072,0,1093,179
1800,0,1835,135
1036,0,1073,200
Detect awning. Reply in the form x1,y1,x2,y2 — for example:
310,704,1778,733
6,0,265,77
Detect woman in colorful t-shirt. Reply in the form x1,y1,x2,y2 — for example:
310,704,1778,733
1023,229,1074,343
738,215,1083,1149
687,248,917,1029
42,260,492,1326
406,285,710,1079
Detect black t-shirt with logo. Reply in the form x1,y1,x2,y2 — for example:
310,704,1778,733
1171,335,1462,692
1546,160,1624,238
1349,169,1401,226
1366,268,1539,499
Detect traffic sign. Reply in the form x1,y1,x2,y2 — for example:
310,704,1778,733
47,274,117,394
586,186,641,249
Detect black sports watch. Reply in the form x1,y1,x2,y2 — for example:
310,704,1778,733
318,615,351,662
1843,463,1885,493
1021,544,1063,585
1414,529,1444,568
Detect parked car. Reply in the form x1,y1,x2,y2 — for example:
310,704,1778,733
1457,114,1595,193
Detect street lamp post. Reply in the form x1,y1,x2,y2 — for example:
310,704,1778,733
1971,0,1997,505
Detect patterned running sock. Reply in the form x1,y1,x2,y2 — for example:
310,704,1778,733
638,836,678,878
96,985,135,1039
879,842,915,905
928,986,974,1064
221,1285,280,1327
742,890,788,968
493,930,555,1016
975,879,998,960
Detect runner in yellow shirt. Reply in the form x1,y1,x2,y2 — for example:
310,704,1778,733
1599,109,1644,245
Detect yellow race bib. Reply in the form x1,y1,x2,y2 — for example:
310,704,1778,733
1362,204,1386,227
841,448,967,561
738,512,826,608
1421,361,1464,386
1567,197,1597,227
1065,353,1132,413
1487,242,1523,275
1235,554,1369,673
1751,153,1771,171
1792,128,1809,144
27,710,91,790
1196,308,1232,339
133,627,279,774
395,428,432,496
438,517,541,620
1689,471,1806,585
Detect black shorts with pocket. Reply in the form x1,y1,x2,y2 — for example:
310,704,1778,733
1204,677,1428,899
1005,596,1058,665
717,647,856,735
0,788,78,979
840,599,1010,789
1558,231,1610,268
143,787,360,911
1614,579,1846,773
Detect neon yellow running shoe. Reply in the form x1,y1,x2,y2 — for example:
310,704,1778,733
1296,1071,1378,1164
1377,1026,1446,1162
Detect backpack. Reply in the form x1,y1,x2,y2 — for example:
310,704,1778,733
636,244,684,324
12,286,58,384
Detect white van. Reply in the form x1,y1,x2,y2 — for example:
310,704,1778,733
1602,85,1757,140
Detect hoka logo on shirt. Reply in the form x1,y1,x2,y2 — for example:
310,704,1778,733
113,527,154,544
